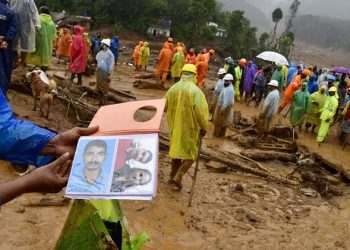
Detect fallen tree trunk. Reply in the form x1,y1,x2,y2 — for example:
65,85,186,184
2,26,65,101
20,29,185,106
313,152,350,181
133,80,167,90
159,138,298,186
241,150,296,162
133,73,155,79
109,86,136,99
79,85,129,103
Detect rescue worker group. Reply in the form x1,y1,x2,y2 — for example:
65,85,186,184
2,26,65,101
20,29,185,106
1,3,350,193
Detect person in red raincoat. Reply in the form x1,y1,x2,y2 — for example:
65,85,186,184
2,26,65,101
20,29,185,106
69,25,87,85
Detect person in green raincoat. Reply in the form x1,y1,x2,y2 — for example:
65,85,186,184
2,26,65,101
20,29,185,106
165,64,209,190
170,47,185,82
26,6,56,70
290,82,311,128
317,86,339,145
138,41,150,71
305,84,327,133
271,64,284,92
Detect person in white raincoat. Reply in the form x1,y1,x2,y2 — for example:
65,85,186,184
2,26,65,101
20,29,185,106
96,38,114,105
210,68,226,116
213,73,234,137
258,79,280,137
9,0,40,67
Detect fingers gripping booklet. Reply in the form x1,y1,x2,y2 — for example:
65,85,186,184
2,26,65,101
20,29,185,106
65,99,166,200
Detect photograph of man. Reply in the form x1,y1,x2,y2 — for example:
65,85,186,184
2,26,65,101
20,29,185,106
67,139,115,193
111,138,154,192
110,166,152,192
114,139,153,170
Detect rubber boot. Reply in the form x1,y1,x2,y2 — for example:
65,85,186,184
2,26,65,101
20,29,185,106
77,73,83,85
169,159,182,184
173,160,193,190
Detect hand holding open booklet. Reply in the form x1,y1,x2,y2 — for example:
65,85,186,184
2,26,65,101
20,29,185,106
65,99,165,200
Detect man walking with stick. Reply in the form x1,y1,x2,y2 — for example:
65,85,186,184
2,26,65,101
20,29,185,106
165,64,209,190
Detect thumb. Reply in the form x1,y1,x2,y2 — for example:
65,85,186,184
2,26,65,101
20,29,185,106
77,126,99,136
51,152,70,172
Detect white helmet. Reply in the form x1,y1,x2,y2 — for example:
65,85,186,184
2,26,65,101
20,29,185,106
268,80,279,87
101,38,111,47
223,73,234,81
218,68,226,75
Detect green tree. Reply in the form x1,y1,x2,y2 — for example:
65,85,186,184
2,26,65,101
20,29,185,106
257,32,270,52
224,10,257,58
284,0,300,35
271,8,283,46
278,36,293,58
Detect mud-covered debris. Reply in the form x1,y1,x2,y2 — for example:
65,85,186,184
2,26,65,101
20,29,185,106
235,183,244,192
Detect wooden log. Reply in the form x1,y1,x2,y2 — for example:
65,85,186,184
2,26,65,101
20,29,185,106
133,73,155,79
271,125,298,139
79,85,128,103
241,150,296,162
255,145,293,153
133,80,167,90
109,86,136,99
24,197,71,207
159,138,298,186
313,152,350,180
205,161,228,173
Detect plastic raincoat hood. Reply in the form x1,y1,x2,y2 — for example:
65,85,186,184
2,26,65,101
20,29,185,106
165,78,209,160
74,25,84,36
40,13,53,25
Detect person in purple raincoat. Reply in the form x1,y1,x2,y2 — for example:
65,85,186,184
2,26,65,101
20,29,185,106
242,60,256,103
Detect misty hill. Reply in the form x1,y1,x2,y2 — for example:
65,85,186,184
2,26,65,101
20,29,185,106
279,0,350,20
218,0,271,31
294,15,350,51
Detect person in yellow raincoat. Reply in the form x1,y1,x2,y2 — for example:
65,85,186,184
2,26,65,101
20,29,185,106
170,47,185,82
316,87,339,145
165,64,209,190
282,64,288,89
234,59,246,102
138,41,150,71
305,84,327,133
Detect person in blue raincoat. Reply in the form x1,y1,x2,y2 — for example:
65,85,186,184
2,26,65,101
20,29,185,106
0,88,98,205
110,36,120,66
287,63,297,86
307,74,319,94
0,0,17,94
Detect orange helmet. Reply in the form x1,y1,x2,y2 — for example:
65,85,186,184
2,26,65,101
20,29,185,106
302,69,311,76
239,58,247,66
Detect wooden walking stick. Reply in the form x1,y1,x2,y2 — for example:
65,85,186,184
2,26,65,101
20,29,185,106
188,136,203,207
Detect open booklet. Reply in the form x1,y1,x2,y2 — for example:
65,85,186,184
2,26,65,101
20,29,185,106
65,99,165,200
65,134,159,200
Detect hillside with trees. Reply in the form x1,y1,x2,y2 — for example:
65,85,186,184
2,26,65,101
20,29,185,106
34,0,269,59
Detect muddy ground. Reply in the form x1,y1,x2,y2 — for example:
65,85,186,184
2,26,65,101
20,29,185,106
1,42,350,250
